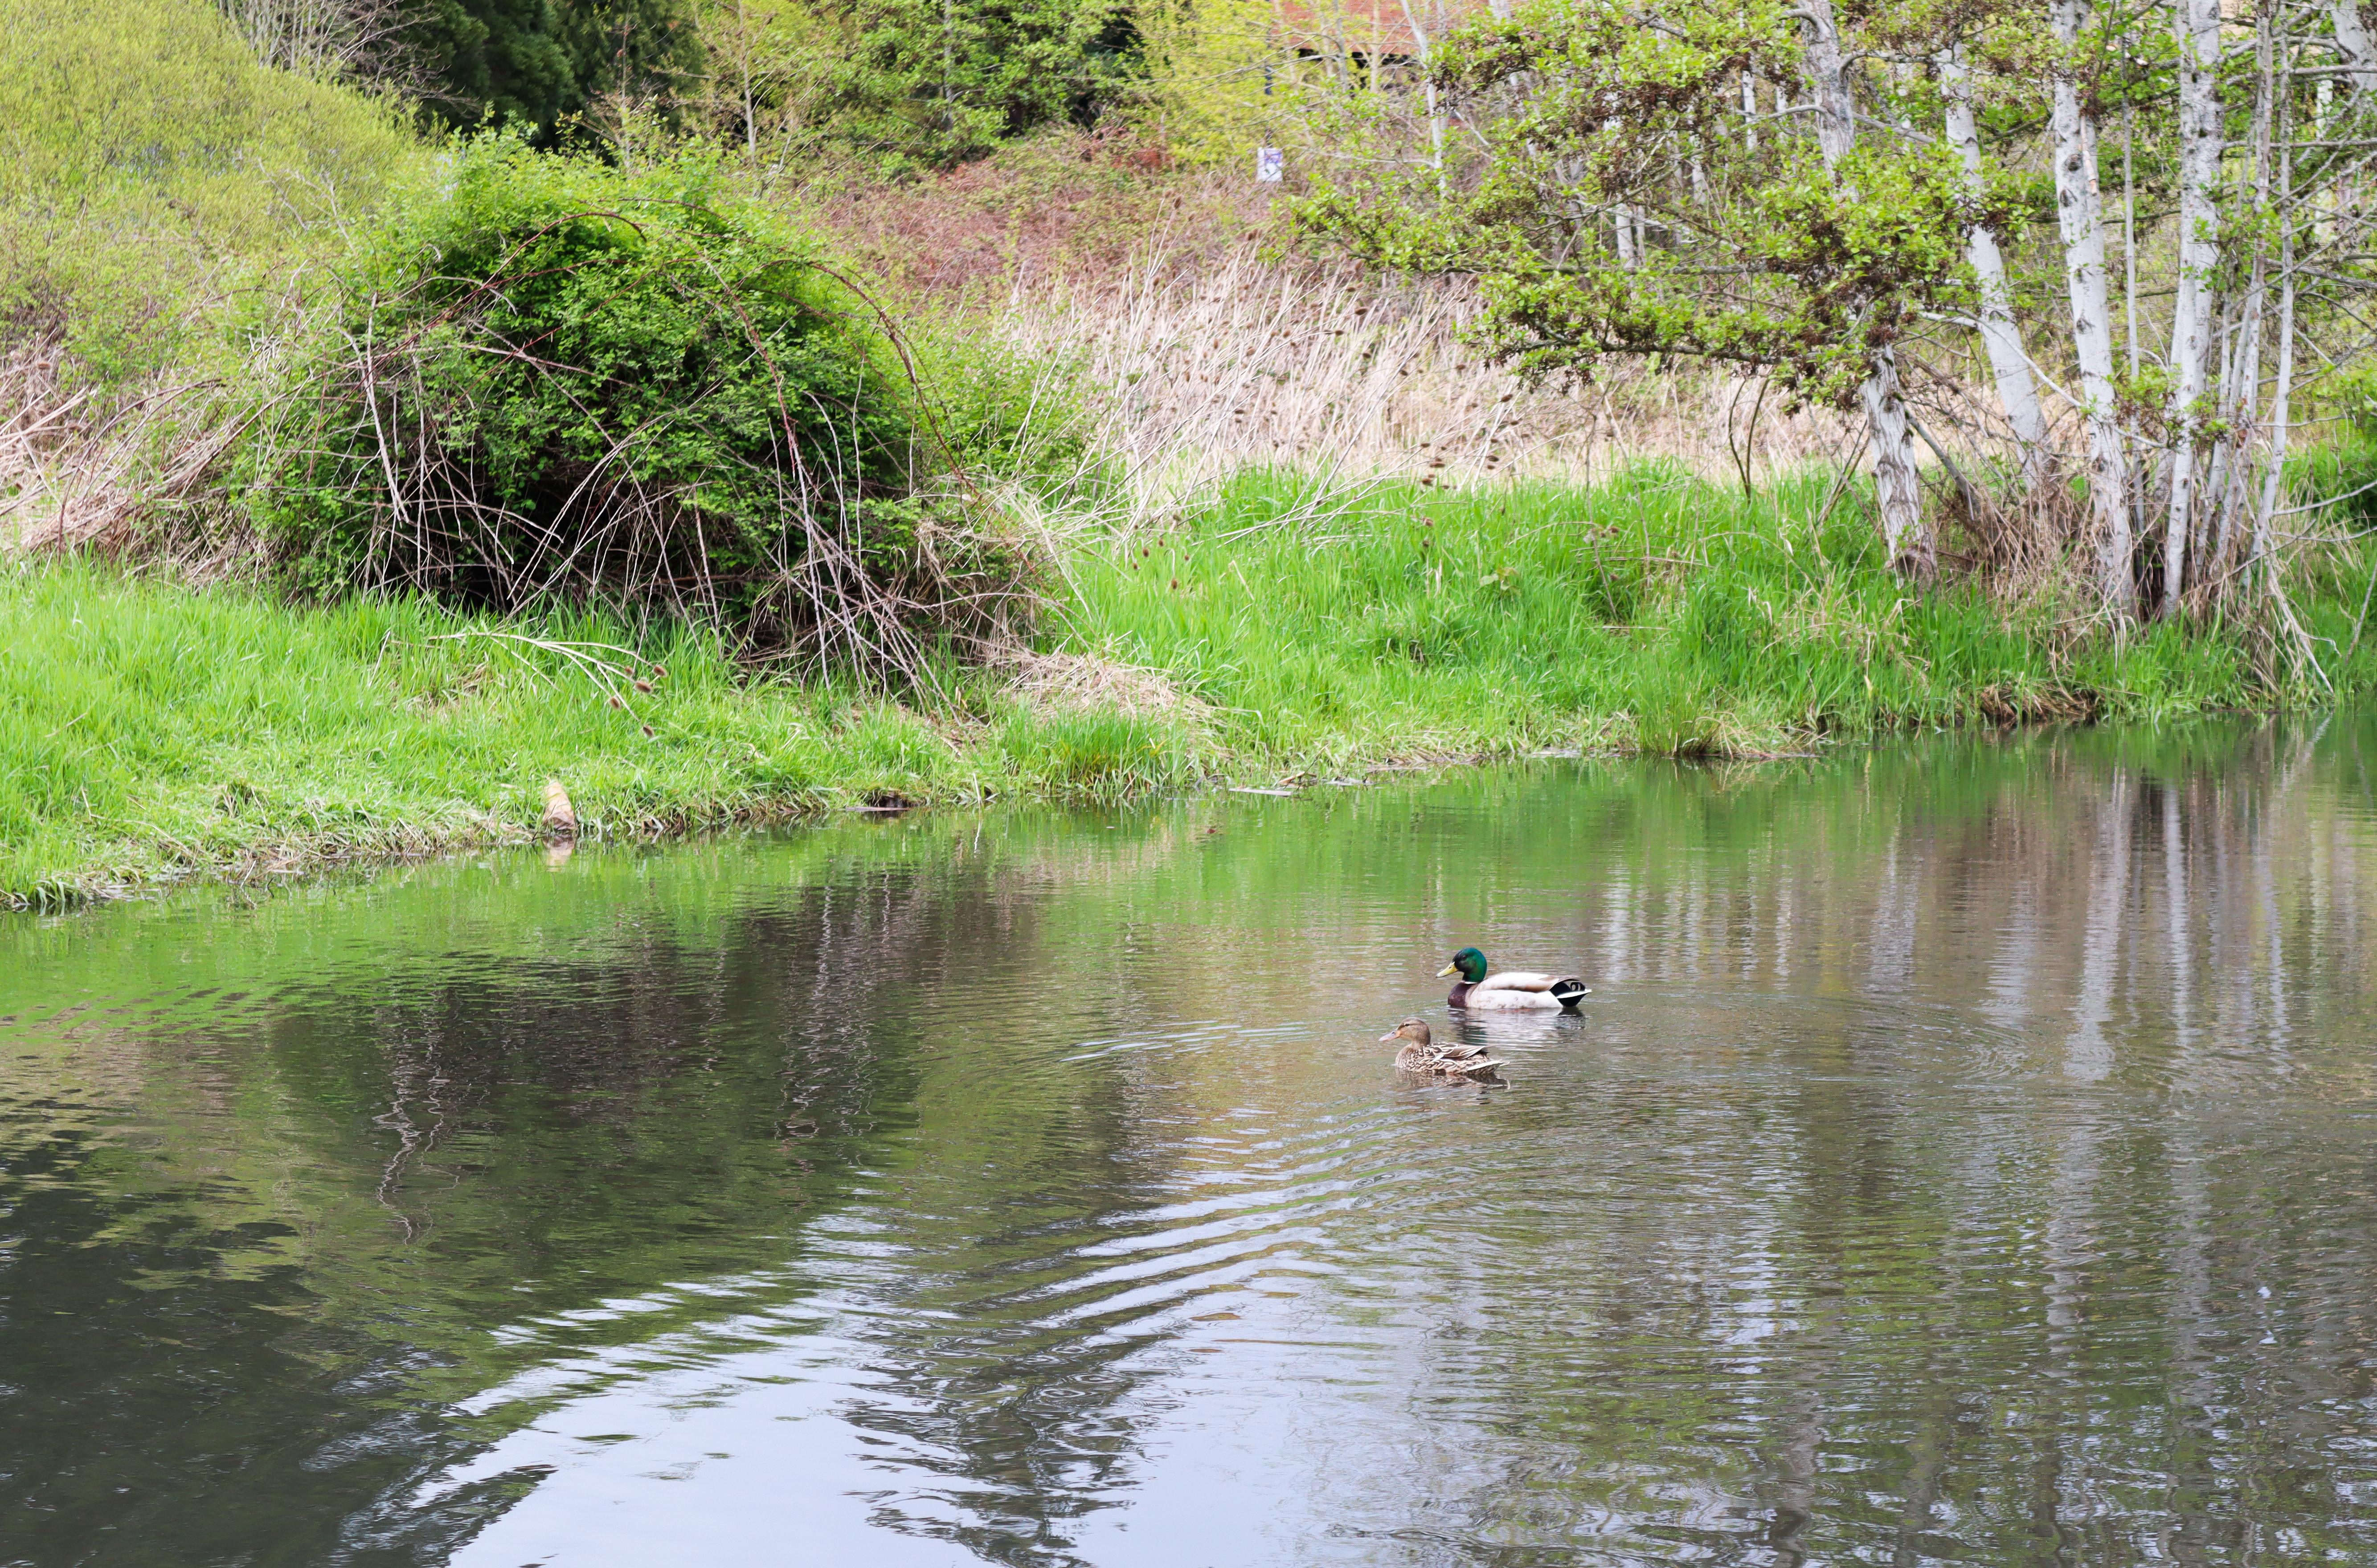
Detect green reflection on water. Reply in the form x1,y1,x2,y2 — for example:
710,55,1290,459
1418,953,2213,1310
6,719,2377,1565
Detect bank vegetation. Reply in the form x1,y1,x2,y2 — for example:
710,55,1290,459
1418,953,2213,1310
6,0,2377,906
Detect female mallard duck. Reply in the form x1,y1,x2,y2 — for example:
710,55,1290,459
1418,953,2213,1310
1439,947,1590,1011
1381,1018,1506,1077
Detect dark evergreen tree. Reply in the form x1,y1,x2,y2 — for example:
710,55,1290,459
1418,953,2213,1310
800,0,1136,165
402,0,704,135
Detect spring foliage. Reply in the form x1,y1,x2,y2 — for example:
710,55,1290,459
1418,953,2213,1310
698,0,1138,168
1298,0,1980,407
405,0,707,134
250,139,1054,667
1295,0,2377,629
0,0,424,386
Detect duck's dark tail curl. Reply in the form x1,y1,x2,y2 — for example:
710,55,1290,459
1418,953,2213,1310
1551,979,1591,1010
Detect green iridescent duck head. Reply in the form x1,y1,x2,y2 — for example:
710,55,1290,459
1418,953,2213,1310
1437,947,1489,983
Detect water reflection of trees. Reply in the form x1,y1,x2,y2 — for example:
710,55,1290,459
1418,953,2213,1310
10,722,2377,1564
1382,723,2377,1563
3,821,1244,1566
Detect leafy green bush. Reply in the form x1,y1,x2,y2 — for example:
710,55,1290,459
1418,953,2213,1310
250,137,1059,673
706,0,1139,171
906,316,1093,496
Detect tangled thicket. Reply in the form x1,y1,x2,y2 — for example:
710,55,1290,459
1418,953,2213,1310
249,139,1056,678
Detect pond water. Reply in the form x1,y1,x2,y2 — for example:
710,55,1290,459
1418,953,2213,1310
8,721,2377,1566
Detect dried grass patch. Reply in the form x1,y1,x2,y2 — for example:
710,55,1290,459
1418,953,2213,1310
990,244,1865,507
988,645,1209,720
0,339,250,569
796,130,1260,296
1975,682,2099,725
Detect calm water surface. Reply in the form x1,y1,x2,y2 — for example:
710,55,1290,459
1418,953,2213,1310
8,722,2377,1566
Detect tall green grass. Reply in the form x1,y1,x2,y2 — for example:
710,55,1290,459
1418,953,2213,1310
1057,466,2363,763
7,465,2369,907
0,560,1200,907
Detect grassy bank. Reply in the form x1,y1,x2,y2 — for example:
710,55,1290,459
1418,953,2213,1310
0,562,1169,909
1064,469,2335,757
10,466,2369,910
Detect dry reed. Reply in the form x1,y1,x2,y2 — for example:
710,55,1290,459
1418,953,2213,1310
993,244,1865,512
987,645,1207,719
0,338,249,567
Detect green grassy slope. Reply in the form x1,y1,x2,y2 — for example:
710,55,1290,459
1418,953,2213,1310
9,466,2366,909
1060,468,2347,760
0,0,428,390
0,563,1015,906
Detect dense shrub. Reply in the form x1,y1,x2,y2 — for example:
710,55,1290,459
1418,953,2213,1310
249,138,1061,673
704,0,1139,170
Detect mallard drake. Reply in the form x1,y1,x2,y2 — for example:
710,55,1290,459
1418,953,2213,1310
1381,1017,1506,1077
1438,947,1590,1011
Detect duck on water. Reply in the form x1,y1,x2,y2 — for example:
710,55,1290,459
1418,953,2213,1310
1380,1018,1506,1078
1438,947,1591,1012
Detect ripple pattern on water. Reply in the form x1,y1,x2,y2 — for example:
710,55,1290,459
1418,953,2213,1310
6,727,2377,1564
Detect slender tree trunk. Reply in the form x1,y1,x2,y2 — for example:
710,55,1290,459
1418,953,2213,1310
1401,0,1448,193
2317,73,2338,246
2163,0,2222,616
2253,17,2300,626
2050,0,2134,613
1742,72,1759,153
2214,286,2265,578
1864,356,1933,576
2254,207,2298,592
2124,80,2144,572
2337,0,2377,93
2325,4,2369,265
2202,289,2239,573
1803,0,1930,577
1942,46,2048,484
2217,7,2279,589
1426,77,1447,192
2125,93,2140,384
1800,0,1855,166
